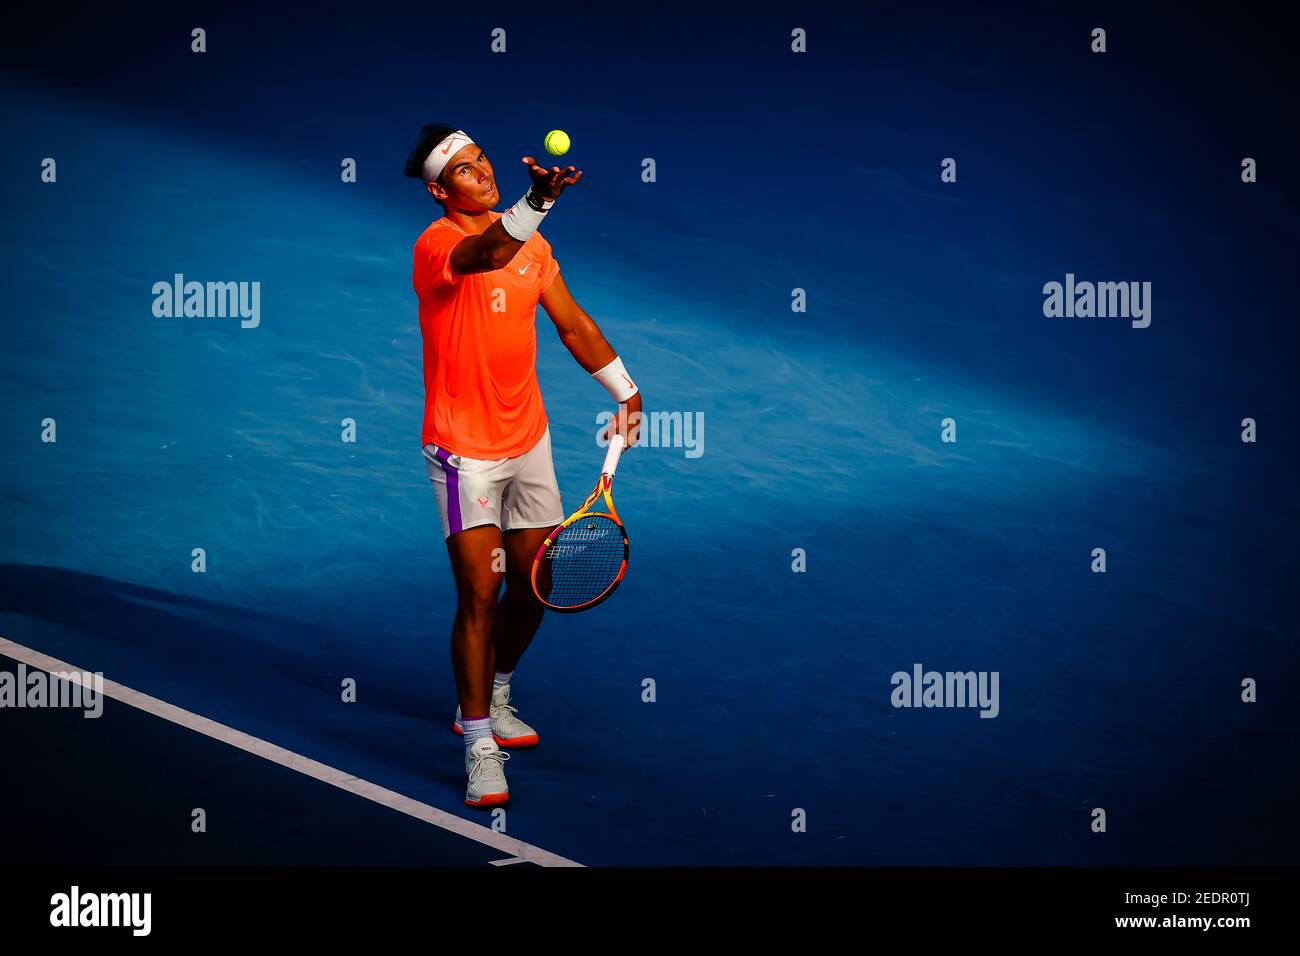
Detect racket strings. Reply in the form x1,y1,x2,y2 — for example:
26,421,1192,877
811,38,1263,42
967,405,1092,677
536,514,625,608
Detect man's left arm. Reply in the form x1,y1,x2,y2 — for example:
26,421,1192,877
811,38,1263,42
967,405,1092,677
540,271,643,446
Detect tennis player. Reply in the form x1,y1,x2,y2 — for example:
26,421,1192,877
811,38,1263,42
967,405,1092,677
405,125,643,807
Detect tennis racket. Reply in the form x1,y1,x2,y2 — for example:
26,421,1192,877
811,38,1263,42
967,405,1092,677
531,433,629,612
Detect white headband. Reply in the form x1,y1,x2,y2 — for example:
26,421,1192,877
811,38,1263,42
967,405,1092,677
422,129,475,184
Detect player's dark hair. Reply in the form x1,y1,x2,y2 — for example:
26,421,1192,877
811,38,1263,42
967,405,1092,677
403,123,459,194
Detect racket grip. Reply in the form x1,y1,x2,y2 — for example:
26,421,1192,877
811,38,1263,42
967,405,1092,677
601,432,627,477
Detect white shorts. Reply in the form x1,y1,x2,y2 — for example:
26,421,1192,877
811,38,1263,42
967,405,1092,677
423,427,565,540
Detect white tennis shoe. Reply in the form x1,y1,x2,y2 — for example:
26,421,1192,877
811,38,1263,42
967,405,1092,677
464,736,510,807
453,684,540,748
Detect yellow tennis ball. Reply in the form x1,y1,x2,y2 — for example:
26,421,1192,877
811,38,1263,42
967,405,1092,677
544,129,571,156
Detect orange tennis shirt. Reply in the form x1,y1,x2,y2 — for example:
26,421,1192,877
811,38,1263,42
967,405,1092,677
413,210,560,459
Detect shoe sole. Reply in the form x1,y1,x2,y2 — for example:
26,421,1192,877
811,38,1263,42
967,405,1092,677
464,791,510,808
453,723,539,748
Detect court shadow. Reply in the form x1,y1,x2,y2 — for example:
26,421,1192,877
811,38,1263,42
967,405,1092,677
0,562,451,776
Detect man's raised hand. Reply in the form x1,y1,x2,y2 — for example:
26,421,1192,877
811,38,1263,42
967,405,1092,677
522,156,582,202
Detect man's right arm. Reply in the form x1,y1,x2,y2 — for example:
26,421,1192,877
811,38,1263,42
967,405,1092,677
449,219,527,275
447,159,581,277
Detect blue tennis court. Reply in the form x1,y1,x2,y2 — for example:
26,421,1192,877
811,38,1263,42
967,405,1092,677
2,5,1296,866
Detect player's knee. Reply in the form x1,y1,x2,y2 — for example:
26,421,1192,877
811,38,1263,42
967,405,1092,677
503,576,542,611
459,576,501,619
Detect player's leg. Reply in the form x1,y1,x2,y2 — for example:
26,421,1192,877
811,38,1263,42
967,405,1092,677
445,524,504,719
446,524,514,806
425,443,511,805
426,443,507,716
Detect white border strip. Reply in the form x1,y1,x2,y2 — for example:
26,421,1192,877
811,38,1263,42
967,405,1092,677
0,636,582,868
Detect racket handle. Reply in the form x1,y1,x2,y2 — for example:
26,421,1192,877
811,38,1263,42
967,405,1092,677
601,432,626,477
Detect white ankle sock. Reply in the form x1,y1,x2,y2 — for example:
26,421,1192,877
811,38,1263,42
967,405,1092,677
462,715,493,749
493,671,513,690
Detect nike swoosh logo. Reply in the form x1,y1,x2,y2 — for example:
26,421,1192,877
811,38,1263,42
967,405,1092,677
440,142,453,154
517,264,532,274
476,496,489,508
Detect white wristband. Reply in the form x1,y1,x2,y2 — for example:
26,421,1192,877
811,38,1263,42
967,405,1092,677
500,191,550,242
592,355,638,403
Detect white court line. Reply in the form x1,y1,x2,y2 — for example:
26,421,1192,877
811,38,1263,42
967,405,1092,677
0,636,582,868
